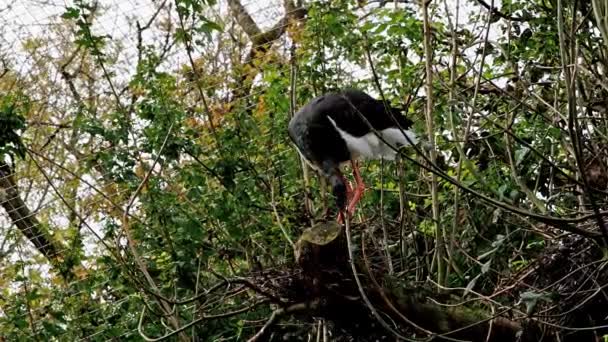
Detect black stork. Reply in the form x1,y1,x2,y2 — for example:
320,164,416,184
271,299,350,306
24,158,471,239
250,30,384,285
288,88,418,224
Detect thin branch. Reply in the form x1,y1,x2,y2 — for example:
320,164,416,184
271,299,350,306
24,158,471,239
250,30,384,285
444,0,463,288
174,0,219,141
247,299,320,342
592,0,608,52
120,122,189,341
344,217,417,341
289,41,314,223
558,0,608,245
139,299,268,342
475,0,528,22
338,96,605,239
421,0,445,287
270,180,295,248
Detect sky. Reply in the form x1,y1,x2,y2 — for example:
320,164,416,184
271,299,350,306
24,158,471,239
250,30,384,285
1,0,506,76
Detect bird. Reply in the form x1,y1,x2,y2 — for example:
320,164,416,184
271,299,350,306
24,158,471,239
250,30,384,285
288,88,418,224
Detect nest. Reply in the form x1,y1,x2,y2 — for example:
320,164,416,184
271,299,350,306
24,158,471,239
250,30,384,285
242,217,608,341
507,232,608,341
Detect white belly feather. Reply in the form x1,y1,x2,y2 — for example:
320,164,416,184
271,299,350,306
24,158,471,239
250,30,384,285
327,117,417,161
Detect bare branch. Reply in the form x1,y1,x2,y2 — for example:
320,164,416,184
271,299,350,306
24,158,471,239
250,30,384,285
227,0,262,39
247,299,321,342
227,0,307,100
592,0,608,52
0,58,8,79
0,164,60,265
475,0,528,22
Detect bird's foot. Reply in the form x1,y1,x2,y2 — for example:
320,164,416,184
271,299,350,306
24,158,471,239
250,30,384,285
346,185,365,218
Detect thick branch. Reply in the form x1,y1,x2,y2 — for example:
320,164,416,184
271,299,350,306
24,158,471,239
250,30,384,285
0,164,60,263
227,0,307,101
226,0,262,39
0,58,8,79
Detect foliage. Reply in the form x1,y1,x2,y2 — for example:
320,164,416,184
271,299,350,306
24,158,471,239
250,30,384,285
0,93,28,163
1,0,608,340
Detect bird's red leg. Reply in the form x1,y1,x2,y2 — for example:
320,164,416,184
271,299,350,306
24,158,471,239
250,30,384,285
346,160,366,217
337,210,345,224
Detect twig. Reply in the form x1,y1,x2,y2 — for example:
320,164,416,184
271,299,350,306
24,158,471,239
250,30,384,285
289,41,314,223
361,230,470,341
247,299,321,342
270,180,295,248
344,216,417,341
339,96,604,239
558,0,608,245
592,0,608,52
174,0,219,142
504,129,547,213
379,159,394,274
475,0,528,22
444,0,463,288
421,0,445,287
139,299,268,342
315,319,322,342
120,122,189,341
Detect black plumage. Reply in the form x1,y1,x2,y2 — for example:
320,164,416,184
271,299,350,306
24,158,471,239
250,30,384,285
288,88,417,222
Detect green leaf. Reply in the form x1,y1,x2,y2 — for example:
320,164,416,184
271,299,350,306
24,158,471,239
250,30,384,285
199,19,222,33
0,93,28,160
481,260,491,274
61,7,80,19
515,147,530,166
477,247,497,261
519,291,551,315
464,274,481,297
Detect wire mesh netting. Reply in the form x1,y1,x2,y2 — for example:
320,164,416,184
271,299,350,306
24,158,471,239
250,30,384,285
0,1,321,340
4,0,608,341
